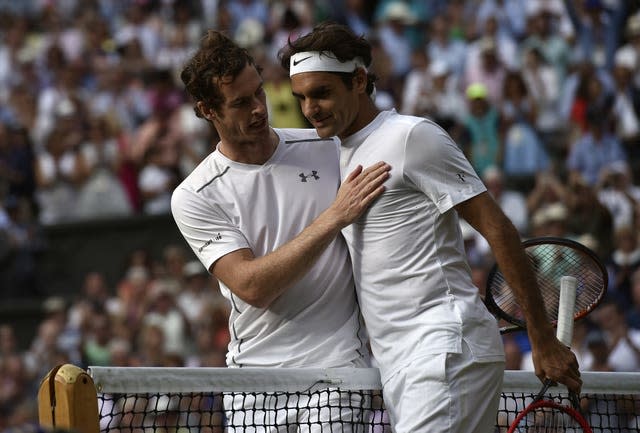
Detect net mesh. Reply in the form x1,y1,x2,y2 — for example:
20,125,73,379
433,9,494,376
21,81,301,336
89,368,640,433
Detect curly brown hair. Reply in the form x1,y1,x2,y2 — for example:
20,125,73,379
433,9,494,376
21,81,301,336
180,30,260,118
278,22,377,96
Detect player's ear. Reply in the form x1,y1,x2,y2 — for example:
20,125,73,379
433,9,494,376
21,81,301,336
197,101,217,122
354,68,368,94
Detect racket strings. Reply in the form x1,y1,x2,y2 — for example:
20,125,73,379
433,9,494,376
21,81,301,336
488,243,606,326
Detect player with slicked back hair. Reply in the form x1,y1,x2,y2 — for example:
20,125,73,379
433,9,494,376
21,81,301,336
280,22,582,433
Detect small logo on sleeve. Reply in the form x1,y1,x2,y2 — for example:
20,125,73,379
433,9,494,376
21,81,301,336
457,172,466,183
198,233,222,252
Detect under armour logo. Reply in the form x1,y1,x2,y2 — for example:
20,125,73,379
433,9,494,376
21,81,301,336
457,172,466,182
299,171,320,182
215,233,222,240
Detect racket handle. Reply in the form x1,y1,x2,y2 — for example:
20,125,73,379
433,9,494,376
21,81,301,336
557,276,578,346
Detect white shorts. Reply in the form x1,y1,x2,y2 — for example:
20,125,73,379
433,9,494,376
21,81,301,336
382,339,504,433
223,389,372,432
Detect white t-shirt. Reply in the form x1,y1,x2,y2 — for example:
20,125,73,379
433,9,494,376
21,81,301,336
171,128,369,368
340,110,504,383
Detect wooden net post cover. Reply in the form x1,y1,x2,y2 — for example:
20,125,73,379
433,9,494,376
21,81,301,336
38,364,100,433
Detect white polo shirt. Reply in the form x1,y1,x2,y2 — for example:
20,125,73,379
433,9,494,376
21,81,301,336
340,110,504,383
172,128,368,368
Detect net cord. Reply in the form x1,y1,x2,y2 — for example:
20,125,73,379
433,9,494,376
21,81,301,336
89,367,640,395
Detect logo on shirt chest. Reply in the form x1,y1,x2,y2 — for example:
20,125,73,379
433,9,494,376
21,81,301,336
299,171,320,182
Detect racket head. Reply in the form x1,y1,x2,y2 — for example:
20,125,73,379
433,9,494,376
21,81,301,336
507,399,593,433
484,236,607,333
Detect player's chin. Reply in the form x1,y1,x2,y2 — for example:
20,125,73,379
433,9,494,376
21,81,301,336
312,123,338,139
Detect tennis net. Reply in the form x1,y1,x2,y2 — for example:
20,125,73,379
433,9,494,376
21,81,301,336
41,365,640,432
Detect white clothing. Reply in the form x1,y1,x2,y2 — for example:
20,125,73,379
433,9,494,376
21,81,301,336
139,163,174,215
498,190,529,234
34,151,79,225
143,309,190,355
339,110,504,386
384,341,504,433
607,329,640,371
171,128,369,368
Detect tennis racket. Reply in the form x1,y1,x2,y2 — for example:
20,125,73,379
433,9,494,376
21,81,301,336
484,237,607,335
507,276,593,433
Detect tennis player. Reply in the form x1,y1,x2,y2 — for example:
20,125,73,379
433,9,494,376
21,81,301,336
171,30,389,431
280,22,582,433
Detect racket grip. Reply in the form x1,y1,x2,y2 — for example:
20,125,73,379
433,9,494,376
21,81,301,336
557,276,578,346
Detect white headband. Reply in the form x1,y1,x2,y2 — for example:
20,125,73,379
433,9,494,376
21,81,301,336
289,51,365,76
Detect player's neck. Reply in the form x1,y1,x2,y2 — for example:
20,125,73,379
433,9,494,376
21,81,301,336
339,98,380,139
219,128,279,165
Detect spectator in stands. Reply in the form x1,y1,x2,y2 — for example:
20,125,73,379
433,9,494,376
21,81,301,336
565,176,614,259
564,63,615,143
75,116,133,220
137,143,178,215
529,202,571,239
131,321,166,367
375,1,418,99
611,46,640,182
596,161,639,231
476,0,528,41
177,260,224,329
399,48,432,117
584,327,614,372
33,116,86,225
591,297,640,371
81,311,113,368
563,0,626,71
521,46,564,151
114,265,151,339
566,105,627,188
520,3,571,83
471,14,519,71
464,37,506,105
160,244,188,287
113,2,162,64
425,13,467,81
262,59,308,129
499,70,550,192
482,166,528,234
606,225,640,306
142,278,191,357
342,0,373,36
223,0,269,36
525,170,567,215
462,82,501,177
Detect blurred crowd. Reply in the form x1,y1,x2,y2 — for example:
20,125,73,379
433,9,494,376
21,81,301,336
1,0,640,431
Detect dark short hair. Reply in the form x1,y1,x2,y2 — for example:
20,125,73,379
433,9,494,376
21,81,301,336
278,22,377,96
181,30,259,118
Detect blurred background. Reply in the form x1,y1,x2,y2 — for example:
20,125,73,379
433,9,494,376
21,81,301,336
2,0,640,430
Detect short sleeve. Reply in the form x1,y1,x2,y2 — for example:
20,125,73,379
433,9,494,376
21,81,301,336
404,120,486,214
171,186,250,272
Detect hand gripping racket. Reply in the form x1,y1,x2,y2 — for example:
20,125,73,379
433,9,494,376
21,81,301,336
484,237,607,335
507,276,592,433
